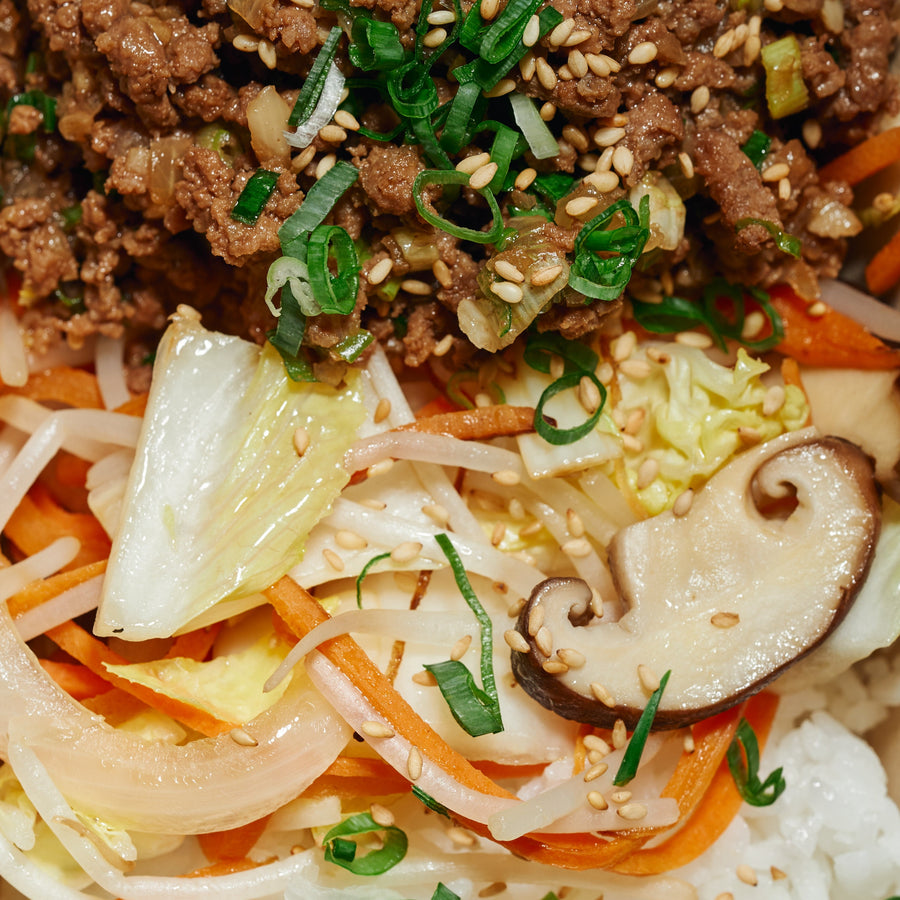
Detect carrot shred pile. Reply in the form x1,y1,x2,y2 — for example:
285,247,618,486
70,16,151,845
819,126,900,187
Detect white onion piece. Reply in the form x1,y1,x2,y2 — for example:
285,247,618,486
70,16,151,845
0,296,28,388
283,63,345,149
13,574,103,642
94,336,131,411
0,538,81,609
820,278,900,341
0,600,350,833
266,608,476,691
345,430,522,477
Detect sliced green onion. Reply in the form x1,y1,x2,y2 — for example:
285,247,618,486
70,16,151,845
533,370,606,445
434,533,503,735
288,26,343,128
279,161,359,257
388,60,440,119
613,669,671,786
726,717,786,806
487,123,522,192
59,204,82,230
335,328,374,362
430,885,462,900
349,18,406,70
356,551,391,608
322,812,408,875
230,168,280,225
410,115,454,169
197,124,241,164
741,129,771,169
735,217,802,258
5,90,57,131
424,658,503,736
509,91,559,160
306,224,361,315
524,330,598,377
267,285,315,382
477,0,542,63
413,169,505,244
760,34,809,119
411,785,451,818
440,81,484,154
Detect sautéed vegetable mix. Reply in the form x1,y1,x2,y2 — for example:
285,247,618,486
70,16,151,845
1,0,900,898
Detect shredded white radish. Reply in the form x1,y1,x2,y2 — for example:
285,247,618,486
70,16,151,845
13,575,104,642
820,278,900,341
0,423,28,481
94,335,131,411
0,538,81,606
0,296,28,388
283,63,345,149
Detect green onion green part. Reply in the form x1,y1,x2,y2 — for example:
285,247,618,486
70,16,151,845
533,370,606,445
413,169,506,244
613,669,671,786
429,884,462,900
412,785,451,818
356,551,392,608
760,34,809,119
322,812,408,875
727,717,787,806
288,26,343,128
735,217,802,258
230,169,280,225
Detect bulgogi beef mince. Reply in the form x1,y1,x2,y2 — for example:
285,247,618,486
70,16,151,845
0,0,897,378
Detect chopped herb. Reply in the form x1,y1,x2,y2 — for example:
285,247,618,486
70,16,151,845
533,369,606,445
760,34,809,119
741,129,772,169
356,551,392,608
429,885,462,900
735,217,802,258
613,669,671,786
306,223,361,315
230,169,279,225
413,169,506,245
59,204,82,230
322,812,408,875
727,717,786,806
412,785,451,817
335,328,374,362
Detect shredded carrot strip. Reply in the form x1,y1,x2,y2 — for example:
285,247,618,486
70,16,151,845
183,858,264,878
1,367,103,409
305,756,411,800
166,623,222,661
197,816,273,863
6,484,111,570
81,688,151,724
819,126,900,187
39,659,113,701
45,619,237,737
612,691,779,875
7,558,106,619
52,452,93,490
769,284,900,369
414,394,460,419
865,227,900,296
115,393,148,417
397,405,535,441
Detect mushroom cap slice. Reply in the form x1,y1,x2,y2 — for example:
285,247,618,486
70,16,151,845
510,430,882,730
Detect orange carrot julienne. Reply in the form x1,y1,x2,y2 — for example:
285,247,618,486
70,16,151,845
197,815,272,863
1,366,104,409
166,623,222,661
818,126,900,187
39,658,113,701
8,558,106,619
396,405,536,441
613,691,779,875
865,227,900,296
183,858,263,878
769,284,900,369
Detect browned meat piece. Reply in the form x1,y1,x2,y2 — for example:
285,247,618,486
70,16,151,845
357,143,424,217
623,92,685,186
800,36,846,100
402,300,457,367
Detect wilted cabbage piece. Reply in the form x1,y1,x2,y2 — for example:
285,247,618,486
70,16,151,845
95,307,366,640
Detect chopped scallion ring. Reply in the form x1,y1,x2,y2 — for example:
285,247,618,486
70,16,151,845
322,812,408,875
533,370,606,445
413,169,505,244
230,169,280,225
306,224,361,315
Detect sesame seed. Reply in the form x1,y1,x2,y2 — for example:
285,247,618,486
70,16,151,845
646,346,670,364
711,611,740,628
368,803,395,827
617,803,648,821
636,458,659,490
612,719,627,749
678,151,695,179
874,191,896,213
565,28,592,46
456,152,492,174
619,358,652,379
469,162,499,190
624,407,645,434
315,153,337,179
672,489,694,517
612,145,634,177
367,257,393,286
807,300,827,317
583,733,611,754
360,498,387,510
293,426,310,457
535,57,558,91
622,433,644,453
491,521,506,547
737,864,758,886
407,746,423,780
494,259,525,283
771,866,788,880
778,176,791,200
562,124,590,153
593,125,626,147
523,14,541,46
391,541,422,564
422,502,450,526
412,669,438,686
549,18,575,46
401,278,432,296
762,162,791,182
655,65,679,88
229,727,258,746
423,26,448,48
738,426,762,445
531,263,564,286
637,663,661,692
557,647,586,668
610,331,635,361
587,790,608,810
565,195,599,217
323,548,344,572
558,64,575,82
336,529,368,550
507,597,526,619
232,34,259,52
484,77,517,98
520,519,544,537
714,894,734,900
474,391,493,408
427,8,456,24
515,167,537,190
450,634,472,661
333,109,360,131
562,537,592,558
492,281,524,304
802,119,822,149
319,124,347,144
628,41,658,65
675,330,713,349
479,882,507,898
504,629,530,652
374,397,392,424
480,0,499,18
590,682,615,707
763,384,786,416
534,625,553,657
543,659,569,674
584,170,619,194
578,153,599,172
690,85,711,114
733,23,749,47
566,508,585,538
585,53,611,76
610,789,632,803
490,469,521,489
596,145,615,171
360,720,395,739
367,460,394,478
741,310,766,339
519,52,536,81
743,34,761,64
600,53,621,73
583,761,609,782
527,603,545,636
713,29,735,58
258,38,277,69
568,49,589,78
539,101,557,121
446,825,476,846
292,144,316,172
